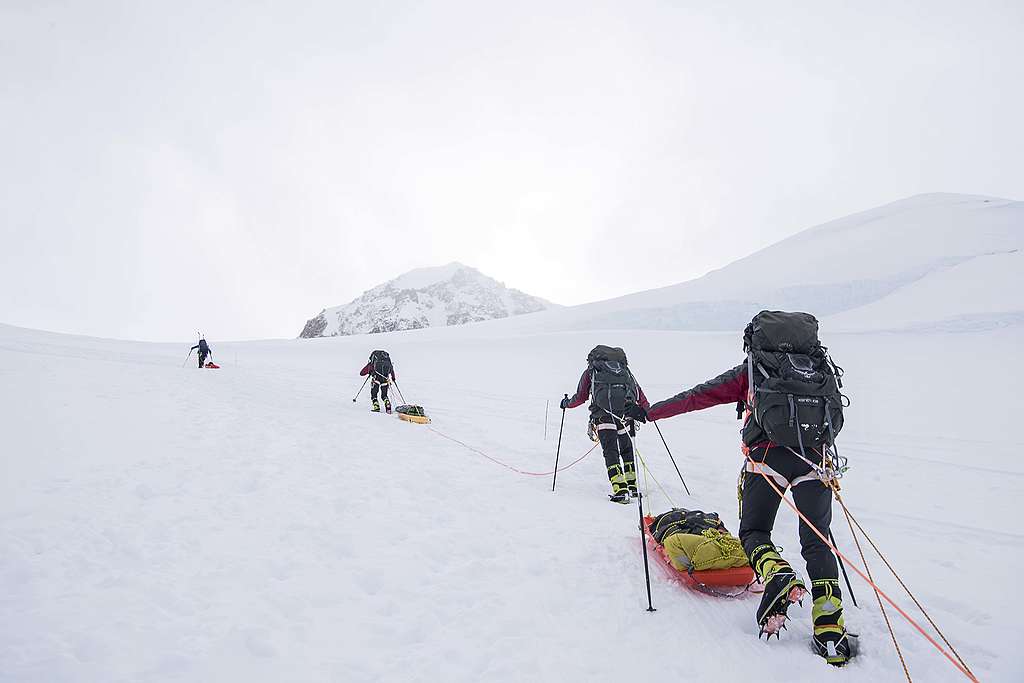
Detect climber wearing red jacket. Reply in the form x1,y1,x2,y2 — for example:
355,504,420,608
359,350,396,413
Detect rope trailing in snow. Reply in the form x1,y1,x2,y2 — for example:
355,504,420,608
744,454,979,682
427,426,598,477
838,498,911,681
836,489,977,680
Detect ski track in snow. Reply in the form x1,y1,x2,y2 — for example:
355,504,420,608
1,324,1021,682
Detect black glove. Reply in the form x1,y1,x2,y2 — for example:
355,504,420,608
626,403,648,423
559,397,571,410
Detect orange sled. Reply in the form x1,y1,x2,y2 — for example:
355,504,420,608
643,515,757,592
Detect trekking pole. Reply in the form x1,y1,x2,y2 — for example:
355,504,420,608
637,490,656,612
392,380,407,405
182,349,193,367
551,394,568,492
629,370,692,496
829,529,859,608
352,376,370,402
652,421,691,497
822,445,858,607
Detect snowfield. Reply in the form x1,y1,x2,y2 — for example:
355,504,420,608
3,192,1021,682
2,319,1021,682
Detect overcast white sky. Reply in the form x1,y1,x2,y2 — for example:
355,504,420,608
1,1,1022,341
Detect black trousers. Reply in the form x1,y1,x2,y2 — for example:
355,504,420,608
738,446,838,583
370,379,390,403
198,351,208,368
593,415,635,474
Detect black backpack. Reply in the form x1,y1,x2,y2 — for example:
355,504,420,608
369,350,392,381
648,508,729,544
743,311,845,450
587,345,638,417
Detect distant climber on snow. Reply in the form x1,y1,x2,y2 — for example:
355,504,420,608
640,311,852,666
360,350,396,414
190,336,213,368
560,345,650,504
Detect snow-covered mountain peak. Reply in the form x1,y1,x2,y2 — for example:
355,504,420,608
390,262,474,290
299,263,554,337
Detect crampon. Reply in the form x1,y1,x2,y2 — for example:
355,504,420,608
758,583,807,639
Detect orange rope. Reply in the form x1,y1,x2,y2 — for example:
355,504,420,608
744,455,979,682
838,494,976,679
838,497,911,681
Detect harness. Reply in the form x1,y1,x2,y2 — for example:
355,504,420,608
743,443,849,488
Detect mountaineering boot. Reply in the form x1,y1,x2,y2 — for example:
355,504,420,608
607,464,630,503
609,489,631,504
751,544,807,637
624,461,638,498
371,400,380,413
384,399,392,414
811,579,850,666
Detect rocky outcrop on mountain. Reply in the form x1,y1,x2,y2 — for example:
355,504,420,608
299,263,553,337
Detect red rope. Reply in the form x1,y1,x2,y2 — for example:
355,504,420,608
428,427,598,477
745,455,978,682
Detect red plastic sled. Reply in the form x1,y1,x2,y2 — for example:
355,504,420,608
204,362,220,369
643,515,757,592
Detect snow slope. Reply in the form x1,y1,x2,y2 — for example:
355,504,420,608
473,194,1022,334
2,320,1020,682
299,263,554,338
825,249,1023,332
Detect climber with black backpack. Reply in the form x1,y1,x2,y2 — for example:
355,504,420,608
560,345,650,504
359,350,396,413
190,336,213,368
642,311,853,666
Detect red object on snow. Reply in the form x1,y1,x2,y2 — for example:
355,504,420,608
204,362,220,369
643,515,757,590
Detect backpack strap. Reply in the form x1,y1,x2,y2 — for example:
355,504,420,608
746,352,755,405
625,367,643,404
825,349,845,389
